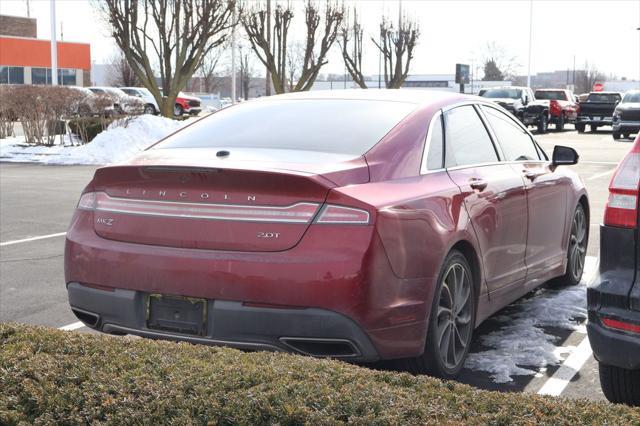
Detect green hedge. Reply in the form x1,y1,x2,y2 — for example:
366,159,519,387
1,323,638,425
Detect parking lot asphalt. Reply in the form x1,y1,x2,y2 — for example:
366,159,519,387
0,127,635,402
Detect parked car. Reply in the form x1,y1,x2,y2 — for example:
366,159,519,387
479,86,550,133
65,90,588,379
120,87,159,115
67,86,100,116
174,92,202,116
534,89,580,131
612,90,640,140
587,133,640,406
88,87,145,115
576,91,622,133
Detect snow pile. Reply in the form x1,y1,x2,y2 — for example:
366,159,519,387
464,256,598,383
0,115,191,165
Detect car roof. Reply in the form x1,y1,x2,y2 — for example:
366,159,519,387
535,88,567,91
258,89,472,106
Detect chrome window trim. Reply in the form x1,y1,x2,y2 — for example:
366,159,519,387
419,109,445,175
419,100,551,175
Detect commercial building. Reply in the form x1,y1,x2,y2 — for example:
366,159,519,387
0,14,91,86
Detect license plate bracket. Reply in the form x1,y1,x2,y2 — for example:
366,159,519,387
147,294,207,336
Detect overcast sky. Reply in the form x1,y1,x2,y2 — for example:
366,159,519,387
2,0,639,80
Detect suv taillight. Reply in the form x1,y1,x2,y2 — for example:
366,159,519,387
604,141,640,229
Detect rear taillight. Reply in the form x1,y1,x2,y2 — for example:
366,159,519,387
602,317,640,334
77,192,97,210
77,191,320,223
314,204,370,225
549,99,562,116
604,147,640,229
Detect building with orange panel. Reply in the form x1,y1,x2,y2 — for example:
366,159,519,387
0,14,91,86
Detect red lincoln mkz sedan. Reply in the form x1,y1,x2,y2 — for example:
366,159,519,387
65,90,588,378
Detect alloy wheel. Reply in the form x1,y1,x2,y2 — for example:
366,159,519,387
435,262,473,370
569,207,587,282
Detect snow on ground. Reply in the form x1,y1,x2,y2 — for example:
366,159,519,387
0,115,192,165
464,256,598,383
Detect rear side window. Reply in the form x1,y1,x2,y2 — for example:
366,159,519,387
155,99,418,156
587,93,621,103
481,106,540,161
535,90,568,101
424,112,444,170
444,105,498,167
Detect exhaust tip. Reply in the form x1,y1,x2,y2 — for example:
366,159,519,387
71,308,100,328
279,337,360,358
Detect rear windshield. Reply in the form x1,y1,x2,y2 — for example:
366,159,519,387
622,92,640,103
480,88,522,99
587,93,621,103
155,99,418,155
535,90,567,101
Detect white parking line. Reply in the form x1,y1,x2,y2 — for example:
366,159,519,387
537,338,593,396
586,169,615,181
0,232,67,247
537,257,599,397
58,321,85,331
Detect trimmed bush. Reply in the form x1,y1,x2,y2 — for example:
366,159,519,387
1,323,639,424
68,117,112,143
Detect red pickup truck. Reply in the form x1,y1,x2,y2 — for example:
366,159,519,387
173,92,202,117
534,89,580,131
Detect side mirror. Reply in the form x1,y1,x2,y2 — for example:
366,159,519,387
552,145,579,166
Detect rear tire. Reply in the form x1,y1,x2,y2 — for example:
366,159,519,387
576,123,585,133
556,114,565,131
406,250,475,379
551,203,588,287
144,104,156,115
537,114,548,134
613,132,621,140
174,104,184,117
599,362,640,406
623,133,630,139
590,124,598,132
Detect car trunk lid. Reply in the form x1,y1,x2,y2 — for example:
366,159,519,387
88,148,369,252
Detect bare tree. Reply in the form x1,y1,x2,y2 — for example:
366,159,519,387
241,1,344,94
340,9,420,89
238,48,256,99
198,46,225,93
575,62,606,94
286,41,305,91
338,8,367,88
371,16,419,89
107,51,140,87
98,0,235,117
480,42,519,81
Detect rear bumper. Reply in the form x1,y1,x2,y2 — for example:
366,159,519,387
587,319,640,370
612,121,640,133
577,116,612,125
587,224,640,369
67,282,380,361
65,211,434,360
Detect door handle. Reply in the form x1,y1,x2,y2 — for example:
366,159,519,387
523,171,542,181
469,178,488,191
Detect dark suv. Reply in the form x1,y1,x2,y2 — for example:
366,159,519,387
587,133,640,405
613,90,640,140
479,86,549,133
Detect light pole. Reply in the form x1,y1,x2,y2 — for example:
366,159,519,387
526,0,533,88
50,0,58,86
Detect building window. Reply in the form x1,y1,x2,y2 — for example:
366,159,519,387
58,69,76,86
32,67,52,85
0,66,25,84
9,67,24,84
